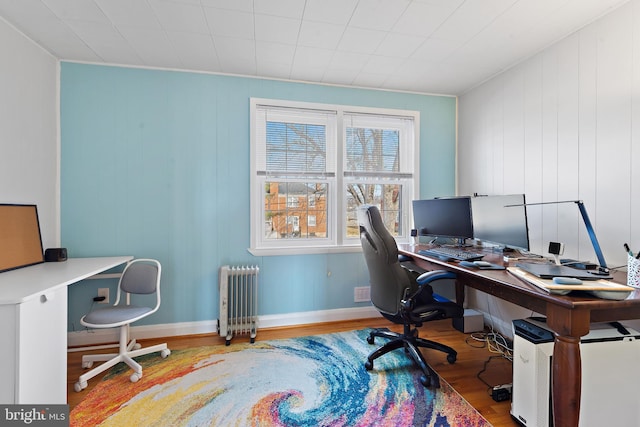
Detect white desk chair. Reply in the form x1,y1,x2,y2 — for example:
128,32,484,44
74,259,170,392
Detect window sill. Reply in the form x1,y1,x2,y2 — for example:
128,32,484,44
248,245,363,257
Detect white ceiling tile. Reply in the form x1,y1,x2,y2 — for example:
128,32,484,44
0,0,632,94
117,27,182,68
65,21,143,64
204,8,253,39
0,5,99,61
352,72,388,88
41,0,109,23
459,0,520,17
255,41,295,64
95,0,160,29
375,32,425,58
392,2,459,37
166,0,200,4
254,14,300,45
431,0,519,42
349,0,410,31
0,0,54,24
292,46,334,69
200,0,253,13
410,38,462,62
254,0,305,20
337,27,386,54
303,0,358,25
290,66,325,84
150,0,209,34
361,55,401,74
0,0,64,48
322,67,359,85
214,36,256,74
329,50,369,71
412,0,464,7
256,60,292,79
430,12,494,42
298,21,345,50
167,31,220,71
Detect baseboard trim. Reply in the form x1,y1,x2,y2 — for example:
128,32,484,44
67,305,381,348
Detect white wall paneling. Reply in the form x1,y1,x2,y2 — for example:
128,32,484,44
0,17,58,247
459,1,640,335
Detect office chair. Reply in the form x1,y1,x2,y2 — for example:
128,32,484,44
74,259,170,392
357,205,464,387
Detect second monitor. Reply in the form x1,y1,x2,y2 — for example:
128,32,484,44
471,194,530,251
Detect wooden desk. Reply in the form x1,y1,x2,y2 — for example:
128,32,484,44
398,244,640,427
0,256,132,404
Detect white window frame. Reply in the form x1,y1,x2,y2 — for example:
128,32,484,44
249,98,420,256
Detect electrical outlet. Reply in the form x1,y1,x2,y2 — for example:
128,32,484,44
354,286,370,302
97,288,109,304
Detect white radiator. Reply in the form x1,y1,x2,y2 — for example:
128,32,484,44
217,265,259,345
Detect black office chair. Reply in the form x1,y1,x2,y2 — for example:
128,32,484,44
357,205,464,387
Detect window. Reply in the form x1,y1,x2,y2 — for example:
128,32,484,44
250,98,419,255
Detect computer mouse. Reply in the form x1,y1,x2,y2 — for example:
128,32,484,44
473,260,493,268
552,277,582,285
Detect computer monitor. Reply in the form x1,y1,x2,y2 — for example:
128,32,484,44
0,204,44,273
471,194,530,251
412,196,474,242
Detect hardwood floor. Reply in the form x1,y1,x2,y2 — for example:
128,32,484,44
67,317,518,426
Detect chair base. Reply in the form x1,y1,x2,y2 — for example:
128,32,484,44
364,327,457,388
75,328,170,392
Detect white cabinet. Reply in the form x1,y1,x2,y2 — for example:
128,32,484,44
19,287,68,403
0,286,68,403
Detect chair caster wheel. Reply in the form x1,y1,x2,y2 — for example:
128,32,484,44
74,381,87,392
160,349,171,358
420,375,430,387
133,343,142,350
130,372,141,383
447,353,457,364
367,336,375,345
225,339,231,346
82,361,93,369
364,360,373,371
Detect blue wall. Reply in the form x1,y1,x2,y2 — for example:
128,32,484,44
60,63,456,331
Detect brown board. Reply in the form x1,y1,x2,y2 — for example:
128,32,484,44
0,204,44,273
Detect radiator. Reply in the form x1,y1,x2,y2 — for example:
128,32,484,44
217,265,259,345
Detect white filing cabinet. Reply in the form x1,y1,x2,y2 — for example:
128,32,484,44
511,317,640,427
0,286,67,403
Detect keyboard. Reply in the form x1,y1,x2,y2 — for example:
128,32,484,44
418,247,485,262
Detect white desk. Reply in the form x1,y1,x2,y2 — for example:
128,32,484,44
0,256,132,404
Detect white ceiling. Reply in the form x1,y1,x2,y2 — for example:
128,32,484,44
0,0,629,95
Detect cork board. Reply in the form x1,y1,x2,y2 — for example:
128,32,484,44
0,204,44,273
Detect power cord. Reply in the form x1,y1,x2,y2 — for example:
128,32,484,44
465,321,514,401
466,329,513,361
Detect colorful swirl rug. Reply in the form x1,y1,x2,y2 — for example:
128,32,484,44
70,329,491,426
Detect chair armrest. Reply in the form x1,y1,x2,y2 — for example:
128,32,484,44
416,270,456,285
401,270,457,310
398,254,413,263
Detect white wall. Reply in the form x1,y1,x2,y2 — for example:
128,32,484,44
0,18,58,248
458,1,640,335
